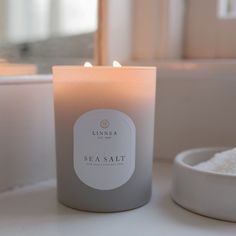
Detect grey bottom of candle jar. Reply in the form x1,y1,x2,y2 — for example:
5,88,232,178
57,187,152,213
58,196,151,213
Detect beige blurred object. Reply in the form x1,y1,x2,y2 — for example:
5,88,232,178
0,63,37,76
96,0,133,65
96,0,185,65
0,58,8,64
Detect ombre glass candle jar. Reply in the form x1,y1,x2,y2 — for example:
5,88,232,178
53,64,156,212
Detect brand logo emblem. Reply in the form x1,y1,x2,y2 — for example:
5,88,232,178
100,119,110,129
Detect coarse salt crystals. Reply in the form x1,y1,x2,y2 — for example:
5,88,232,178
195,148,236,175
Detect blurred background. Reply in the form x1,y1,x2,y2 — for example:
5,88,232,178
0,0,236,73
0,0,236,191
0,0,98,73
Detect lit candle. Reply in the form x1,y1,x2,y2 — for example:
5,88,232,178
53,63,156,212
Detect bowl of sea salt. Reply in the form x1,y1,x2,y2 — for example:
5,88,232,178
171,147,236,222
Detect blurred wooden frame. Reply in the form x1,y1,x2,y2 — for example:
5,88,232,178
97,0,236,62
95,0,185,65
95,0,107,65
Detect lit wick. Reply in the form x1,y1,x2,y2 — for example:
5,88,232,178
84,62,93,67
112,60,122,67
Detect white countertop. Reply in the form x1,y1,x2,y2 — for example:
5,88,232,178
0,161,235,236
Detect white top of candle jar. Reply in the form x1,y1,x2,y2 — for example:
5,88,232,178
52,66,157,83
52,65,156,71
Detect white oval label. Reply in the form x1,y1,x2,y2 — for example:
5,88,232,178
73,109,136,190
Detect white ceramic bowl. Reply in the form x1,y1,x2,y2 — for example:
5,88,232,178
0,75,55,192
171,147,236,222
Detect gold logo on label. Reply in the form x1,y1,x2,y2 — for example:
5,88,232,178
100,119,110,129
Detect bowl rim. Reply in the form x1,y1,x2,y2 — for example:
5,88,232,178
0,74,51,85
174,147,236,178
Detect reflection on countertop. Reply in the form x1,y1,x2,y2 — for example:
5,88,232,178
0,161,235,236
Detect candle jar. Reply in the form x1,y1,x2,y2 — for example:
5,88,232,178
53,66,156,212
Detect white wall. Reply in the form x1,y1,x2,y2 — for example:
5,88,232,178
155,61,236,159
0,76,55,192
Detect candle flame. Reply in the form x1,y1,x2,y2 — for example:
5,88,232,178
112,60,122,67
84,62,93,67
